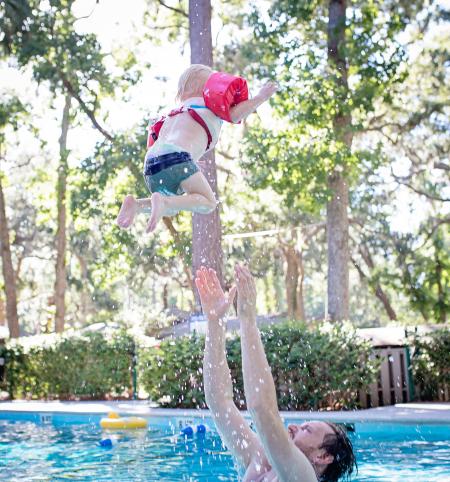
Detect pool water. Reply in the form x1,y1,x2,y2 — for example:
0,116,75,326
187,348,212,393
1,416,449,481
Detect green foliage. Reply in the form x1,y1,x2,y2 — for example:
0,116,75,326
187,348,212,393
2,331,134,399
4,325,449,407
411,327,450,400
69,126,193,314
393,228,449,323
237,0,424,210
0,95,28,145
140,322,379,410
1,0,447,332
0,0,32,55
1,0,114,103
70,130,147,292
0,95,27,129
139,334,205,409
72,129,148,220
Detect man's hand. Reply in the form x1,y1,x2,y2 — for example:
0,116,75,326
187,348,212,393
195,267,237,323
235,264,257,322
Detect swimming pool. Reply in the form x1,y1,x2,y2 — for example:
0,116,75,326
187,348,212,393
1,412,449,481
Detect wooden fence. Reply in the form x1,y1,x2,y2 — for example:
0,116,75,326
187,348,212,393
360,347,413,408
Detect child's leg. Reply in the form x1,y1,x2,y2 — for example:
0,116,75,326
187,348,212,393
117,195,152,228
147,172,217,232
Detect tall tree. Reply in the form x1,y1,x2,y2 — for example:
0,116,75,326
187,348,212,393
54,95,71,332
2,0,115,331
71,128,197,323
349,14,450,324
0,296,5,327
0,173,19,338
189,0,224,306
237,0,427,321
0,96,26,338
326,0,350,320
145,0,250,304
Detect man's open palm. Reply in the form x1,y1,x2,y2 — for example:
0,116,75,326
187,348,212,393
195,267,237,322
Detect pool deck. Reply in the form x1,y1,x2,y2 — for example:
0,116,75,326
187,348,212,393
1,400,449,424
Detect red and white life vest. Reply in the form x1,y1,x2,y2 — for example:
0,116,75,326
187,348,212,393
147,72,248,150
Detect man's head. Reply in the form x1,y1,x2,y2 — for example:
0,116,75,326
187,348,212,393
288,421,356,482
176,64,213,101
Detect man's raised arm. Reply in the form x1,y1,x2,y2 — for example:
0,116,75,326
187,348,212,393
235,264,317,482
195,267,264,470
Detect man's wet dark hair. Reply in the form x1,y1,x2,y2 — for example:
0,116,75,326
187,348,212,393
319,422,357,482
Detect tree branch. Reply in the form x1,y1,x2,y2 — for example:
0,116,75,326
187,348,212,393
350,236,397,320
215,150,236,176
302,223,325,241
351,255,368,280
364,103,444,137
416,216,450,250
434,162,450,171
59,73,114,142
74,1,98,23
392,176,449,202
156,0,188,17
151,23,187,30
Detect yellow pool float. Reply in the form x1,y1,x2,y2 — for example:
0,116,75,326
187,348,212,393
100,411,148,430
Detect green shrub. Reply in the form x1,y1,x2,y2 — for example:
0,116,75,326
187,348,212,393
139,334,205,408
2,322,382,408
140,322,379,410
3,331,134,399
411,327,450,401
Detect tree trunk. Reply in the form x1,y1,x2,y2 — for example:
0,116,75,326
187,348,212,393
0,297,5,327
0,171,20,338
162,283,169,310
189,0,224,308
54,95,71,333
327,0,351,321
435,245,446,323
263,272,273,313
281,232,306,321
273,251,286,314
74,252,92,325
296,251,305,321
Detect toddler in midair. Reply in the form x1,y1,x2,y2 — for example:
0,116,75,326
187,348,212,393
117,64,277,232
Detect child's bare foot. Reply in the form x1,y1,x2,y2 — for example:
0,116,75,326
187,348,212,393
146,192,166,232
117,195,137,228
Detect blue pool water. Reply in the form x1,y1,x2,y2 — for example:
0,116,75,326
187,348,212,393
0,413,449,481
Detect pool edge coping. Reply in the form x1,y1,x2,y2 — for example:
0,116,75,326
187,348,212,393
1,401,450,424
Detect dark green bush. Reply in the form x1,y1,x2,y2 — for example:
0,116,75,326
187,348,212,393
411,327,450,401
140,322,379,410
3,331,134,399
139,333,205,408
3,322,404,408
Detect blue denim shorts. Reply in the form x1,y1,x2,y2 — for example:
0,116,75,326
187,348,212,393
143,151,199,196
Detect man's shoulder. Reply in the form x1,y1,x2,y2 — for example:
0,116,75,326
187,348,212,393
243,454,319,482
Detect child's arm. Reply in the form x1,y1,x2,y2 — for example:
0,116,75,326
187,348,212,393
229,81,278,123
